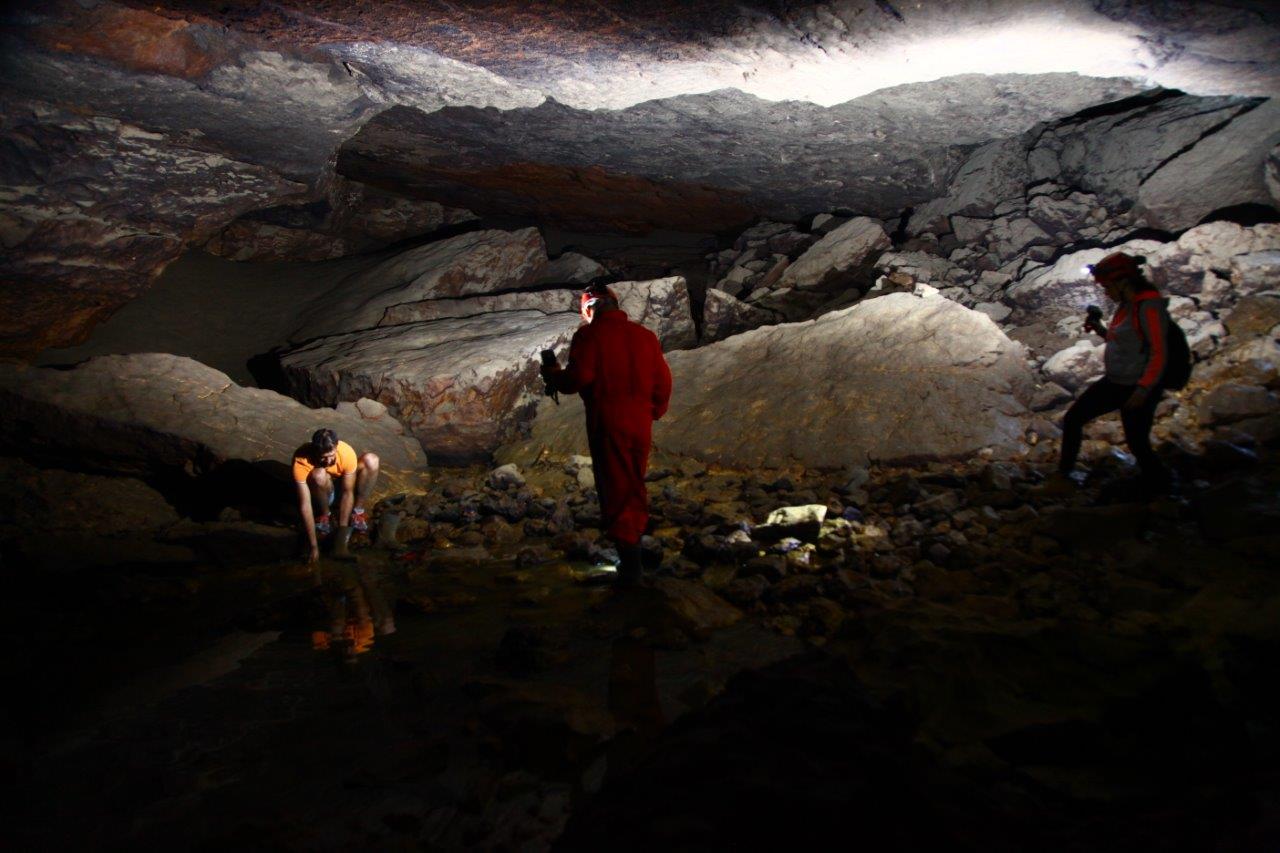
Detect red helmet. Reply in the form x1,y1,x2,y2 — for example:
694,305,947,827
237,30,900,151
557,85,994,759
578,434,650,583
1088,252,1145,284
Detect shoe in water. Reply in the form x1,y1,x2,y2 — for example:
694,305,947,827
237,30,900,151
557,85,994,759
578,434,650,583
351,507,369,534
315,514,332,537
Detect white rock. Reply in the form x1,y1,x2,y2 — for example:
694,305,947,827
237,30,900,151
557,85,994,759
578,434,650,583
1042,340,1105,391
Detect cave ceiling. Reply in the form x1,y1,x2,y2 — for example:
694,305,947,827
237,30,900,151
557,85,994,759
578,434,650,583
2,0,1279,352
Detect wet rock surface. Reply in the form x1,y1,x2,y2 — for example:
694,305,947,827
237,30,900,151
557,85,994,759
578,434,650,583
5,417,1280,850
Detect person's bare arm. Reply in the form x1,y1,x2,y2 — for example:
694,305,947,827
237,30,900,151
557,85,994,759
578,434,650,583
296,481,319,563
338,472,356,526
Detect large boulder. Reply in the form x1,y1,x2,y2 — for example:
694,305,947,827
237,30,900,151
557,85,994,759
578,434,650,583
611,277,697,351
293,227,549,339
280,311,581,463
0,354,426,480
500,292,1035,468
1137,100,1280,230
379,276,695,350
779,217,890,291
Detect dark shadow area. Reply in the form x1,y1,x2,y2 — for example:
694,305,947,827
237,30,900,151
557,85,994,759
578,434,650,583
246,346,293,395
147,458,294,523
1198,202,1280,228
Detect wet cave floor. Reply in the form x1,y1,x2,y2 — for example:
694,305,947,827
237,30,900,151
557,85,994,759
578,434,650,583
3,459,1280,851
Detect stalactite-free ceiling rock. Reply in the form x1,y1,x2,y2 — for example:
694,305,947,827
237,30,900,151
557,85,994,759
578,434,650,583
500,292,1037,468
0,354,427,479
4,0,1279,354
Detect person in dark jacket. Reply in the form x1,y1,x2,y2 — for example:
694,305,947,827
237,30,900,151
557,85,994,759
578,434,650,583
542,284,673,584
1057,252,1171,491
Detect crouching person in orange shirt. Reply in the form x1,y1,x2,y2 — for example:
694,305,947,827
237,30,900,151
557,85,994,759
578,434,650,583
293,428,380,563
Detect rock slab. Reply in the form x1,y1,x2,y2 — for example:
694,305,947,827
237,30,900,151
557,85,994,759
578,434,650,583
0,354,426,480
501,292,1035,468
282,311,582,463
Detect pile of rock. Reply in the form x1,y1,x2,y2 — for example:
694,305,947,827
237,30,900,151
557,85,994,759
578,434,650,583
704,216,894,330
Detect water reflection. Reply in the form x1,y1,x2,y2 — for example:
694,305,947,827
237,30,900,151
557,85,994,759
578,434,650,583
309,560,396,663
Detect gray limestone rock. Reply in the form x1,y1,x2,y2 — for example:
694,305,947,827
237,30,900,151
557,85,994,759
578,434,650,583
1137,99,1280,230
0,354,426,479
780,217,890,291
380,290,575,326
877,251,963,286
1199,383,1280,427
1225,295,1280,338
973,302,1013,323
281,310,581,463
1042,340,1105,391
487,463,526,490
501,292,1035,469
293,228,549,340
1230,252,1280,297
611,277,697,351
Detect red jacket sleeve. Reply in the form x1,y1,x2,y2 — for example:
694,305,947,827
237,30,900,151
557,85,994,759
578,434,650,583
652,337,672,420
551,326,596,395
1137,302,1166,389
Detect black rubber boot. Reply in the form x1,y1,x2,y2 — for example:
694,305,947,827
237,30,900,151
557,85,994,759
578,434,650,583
617,543,644,586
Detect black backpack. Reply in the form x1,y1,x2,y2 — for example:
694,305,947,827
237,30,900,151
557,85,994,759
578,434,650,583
1133,297,1192,390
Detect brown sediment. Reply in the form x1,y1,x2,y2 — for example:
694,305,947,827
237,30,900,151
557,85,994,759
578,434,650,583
24,1,239,81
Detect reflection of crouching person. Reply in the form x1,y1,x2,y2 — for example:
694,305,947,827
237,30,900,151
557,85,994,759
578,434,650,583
293,428,379,563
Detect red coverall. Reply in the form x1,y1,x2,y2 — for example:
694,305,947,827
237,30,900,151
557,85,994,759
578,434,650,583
550,309,673,546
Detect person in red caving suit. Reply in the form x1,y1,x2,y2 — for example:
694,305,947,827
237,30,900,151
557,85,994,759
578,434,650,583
542,283,673,584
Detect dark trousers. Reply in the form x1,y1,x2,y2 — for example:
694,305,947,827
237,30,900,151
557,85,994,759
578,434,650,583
1059,377,1165,482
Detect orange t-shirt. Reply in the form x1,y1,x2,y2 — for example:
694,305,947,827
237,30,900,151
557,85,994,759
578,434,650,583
292,440,358,483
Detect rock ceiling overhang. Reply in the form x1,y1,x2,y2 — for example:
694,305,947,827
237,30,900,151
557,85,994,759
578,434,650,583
2,0,1278,353
6,0,1278,211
